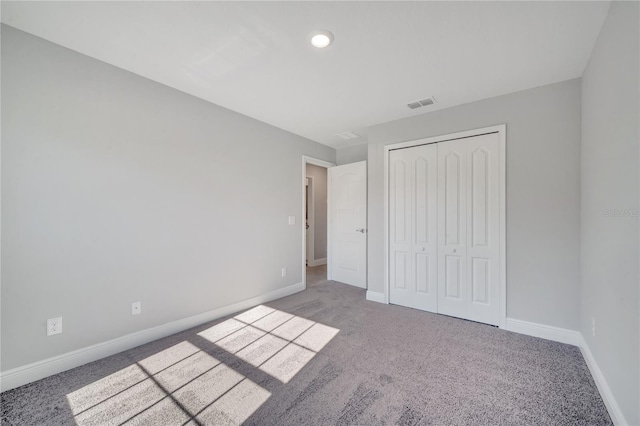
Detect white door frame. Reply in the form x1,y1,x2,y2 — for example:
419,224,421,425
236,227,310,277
383,124,507,328
302,156,335,289
306,177,315,265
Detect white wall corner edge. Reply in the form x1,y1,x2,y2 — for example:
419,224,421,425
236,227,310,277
308,258,327,267
0,281,305,393
578,335,628,426
366,290,386,304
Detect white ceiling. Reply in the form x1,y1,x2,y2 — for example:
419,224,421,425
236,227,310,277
1,1,610,148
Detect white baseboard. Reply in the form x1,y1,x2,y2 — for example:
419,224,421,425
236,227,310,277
366,290,386,304
578,335,628,426
1,292,628,426
308,258,327,267
503,318,627,425
0,282,305,393
503,317,581,346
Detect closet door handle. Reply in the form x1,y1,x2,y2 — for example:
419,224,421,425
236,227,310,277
356,228,366,233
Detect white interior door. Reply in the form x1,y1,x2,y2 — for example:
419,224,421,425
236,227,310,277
389,145,438,312
437,133,500,325
329,161,367,288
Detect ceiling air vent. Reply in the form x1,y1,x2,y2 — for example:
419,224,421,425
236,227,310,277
336,131,360,140
407,97,436,110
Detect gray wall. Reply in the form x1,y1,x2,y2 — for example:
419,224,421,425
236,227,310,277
1,26,335,371
305,164,328,260
580,2,639,424
367,79,582,330
336,144,367,165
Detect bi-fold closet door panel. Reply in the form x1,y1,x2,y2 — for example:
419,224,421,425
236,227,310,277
437,133,500,325
389,132,501,326
436,138,468,320
389,144,438,312
465,133,500,326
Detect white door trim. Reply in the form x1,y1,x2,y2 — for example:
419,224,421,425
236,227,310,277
306,177,315,265
383,124,507,328
302,156,335,289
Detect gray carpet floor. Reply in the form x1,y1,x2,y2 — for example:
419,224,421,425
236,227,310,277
1,266,611,425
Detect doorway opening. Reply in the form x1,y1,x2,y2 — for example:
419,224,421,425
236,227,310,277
302,156,334,289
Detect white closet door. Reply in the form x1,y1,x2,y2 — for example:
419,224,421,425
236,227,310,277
437,133,500,325
389,144,438,312
437,138,468,319
465,133,500,325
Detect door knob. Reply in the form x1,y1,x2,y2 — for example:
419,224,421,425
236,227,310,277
356,228,366,233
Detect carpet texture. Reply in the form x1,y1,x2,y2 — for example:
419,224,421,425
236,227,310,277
1,266,611,425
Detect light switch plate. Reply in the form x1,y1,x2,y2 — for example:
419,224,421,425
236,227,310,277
288,216,295,225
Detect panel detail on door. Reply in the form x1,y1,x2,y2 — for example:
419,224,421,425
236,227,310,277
394,161,408,244
445,256,462,299
415,157,430,244
445,152,461,246
471,257,490,304
394,252,408,290
471,148,490,247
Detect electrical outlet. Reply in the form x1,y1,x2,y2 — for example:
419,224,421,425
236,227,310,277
131,301,141,315
47,317,62,336
281,267,287,277
591,317,596,337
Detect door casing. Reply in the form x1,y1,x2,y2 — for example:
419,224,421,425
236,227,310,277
302,156,335,289
305,177,314,265
383,125,507,328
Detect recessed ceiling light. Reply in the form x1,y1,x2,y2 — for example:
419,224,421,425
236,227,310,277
310,30,334,48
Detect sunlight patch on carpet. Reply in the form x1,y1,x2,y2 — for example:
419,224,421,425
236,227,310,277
66,341,269,426
66,305,337,425
199,305,340,384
